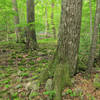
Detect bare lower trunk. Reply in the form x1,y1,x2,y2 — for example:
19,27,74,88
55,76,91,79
26,0,37,49
12,0,20,43
88,0,100,72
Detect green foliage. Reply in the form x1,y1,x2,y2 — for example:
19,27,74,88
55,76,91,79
12,92,18,98
29,92,39,97
43,90,56,100
93,74,100,89
1,80,10,84
64,88,84,99
20,72,29,77
5,84,10,88
81,0,96,33
65,89,73,95
65,89,79,97
87,94,96,100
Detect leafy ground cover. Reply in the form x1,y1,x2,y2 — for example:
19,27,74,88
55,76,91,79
0,39,100,100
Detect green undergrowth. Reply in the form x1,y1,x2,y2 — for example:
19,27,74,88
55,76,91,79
0,37,99,99
0,39,56,99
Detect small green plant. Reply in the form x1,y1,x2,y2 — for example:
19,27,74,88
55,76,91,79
70,91,77,97
17,55,23,58
5,74,10,77
1,79,10,84
19,67,27,71
12,55,16,59
43,90,56,100
28,61,35,65
20,59,26,63
21,92,25,96
93,82,100,89
90,96,96,100
87,94,96,100
8,59,14,64
30,92,39,97
0,85,3,87
12,92,18,98
5,84,10,88
65,89,73,95
15,84,23,89
93,74,100,89
65,89,77,97
65,88,83,97
20,72,29,77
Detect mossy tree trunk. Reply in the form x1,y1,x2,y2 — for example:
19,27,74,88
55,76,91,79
53,0,82,99
40,0,82,99
26,0,38,49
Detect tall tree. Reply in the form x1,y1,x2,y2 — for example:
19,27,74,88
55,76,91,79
12,0,20,43
45,6,49,37
53,0,82,99
88,0,100,71
40,0,82,100
26,0,37,49
51,0,56,39
89,0,93,41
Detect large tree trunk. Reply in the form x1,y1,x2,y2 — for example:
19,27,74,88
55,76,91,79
88,0,100,72
40,0,82,100
26,0,37,49
12,0,20,43
53,0,82,99
51,0,56,39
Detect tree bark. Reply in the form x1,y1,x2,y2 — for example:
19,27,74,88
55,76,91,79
89,0,93,41
88,0,100,72
12,0,20,43
39,0,82,99
26,0,37,49
45,7,49,37
53,0,82,99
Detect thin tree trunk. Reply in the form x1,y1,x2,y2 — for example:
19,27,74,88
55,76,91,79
88,0,100,72
12,0,20,43
26,0,38,49
89,0,93,41
51,0,56,39
45,7,49,37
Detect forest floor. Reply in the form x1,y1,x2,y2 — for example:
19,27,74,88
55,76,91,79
0,38,100,100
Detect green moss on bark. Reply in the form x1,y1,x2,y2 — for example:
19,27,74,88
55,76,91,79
53,63,72,100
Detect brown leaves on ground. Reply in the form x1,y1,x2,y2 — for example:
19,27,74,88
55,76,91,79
63,73,100,100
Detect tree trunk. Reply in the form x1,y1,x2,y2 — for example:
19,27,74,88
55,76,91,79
26,0,37,49
45,7,49,38
53,0,82,99
51,0,56,39
12,0,20,43
89,0,93,41
39,0,82,99
88,0,100,72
